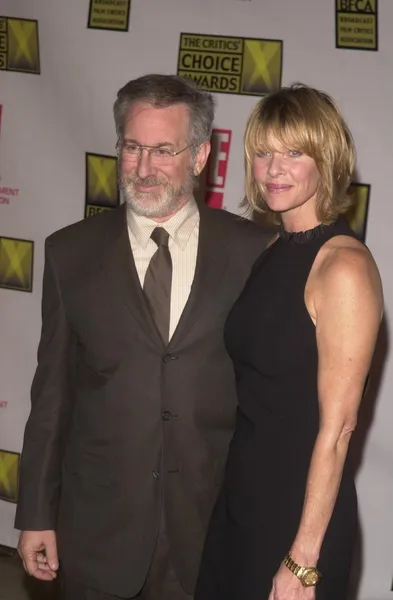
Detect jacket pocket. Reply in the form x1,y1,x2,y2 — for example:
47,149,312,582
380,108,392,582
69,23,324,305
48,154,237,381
64,450,113,487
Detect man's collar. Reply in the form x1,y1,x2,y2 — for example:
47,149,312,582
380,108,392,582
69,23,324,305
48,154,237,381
127,197,199,249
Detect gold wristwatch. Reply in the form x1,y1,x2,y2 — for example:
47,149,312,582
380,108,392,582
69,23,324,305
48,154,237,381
283,552,322,587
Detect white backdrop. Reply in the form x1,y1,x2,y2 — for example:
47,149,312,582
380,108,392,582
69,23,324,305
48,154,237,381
0,1,392,598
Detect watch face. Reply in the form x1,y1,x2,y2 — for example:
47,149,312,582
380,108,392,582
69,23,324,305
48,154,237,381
303,569,320,586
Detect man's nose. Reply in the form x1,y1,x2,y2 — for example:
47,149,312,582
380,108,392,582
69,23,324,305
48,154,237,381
136,149,156,178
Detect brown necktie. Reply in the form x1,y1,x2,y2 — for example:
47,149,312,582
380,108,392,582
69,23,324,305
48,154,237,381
143,227,172,345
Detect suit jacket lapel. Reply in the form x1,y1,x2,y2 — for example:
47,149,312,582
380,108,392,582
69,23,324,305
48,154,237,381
101,204,164,348
169,203,229,348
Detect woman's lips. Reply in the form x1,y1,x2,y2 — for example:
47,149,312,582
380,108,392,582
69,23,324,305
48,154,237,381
266,184,292,193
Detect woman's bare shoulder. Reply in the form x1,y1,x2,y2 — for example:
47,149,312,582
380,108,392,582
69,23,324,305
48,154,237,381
306,234,383,323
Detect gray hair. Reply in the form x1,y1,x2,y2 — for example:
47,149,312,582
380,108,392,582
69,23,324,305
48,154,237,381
113,74,215,152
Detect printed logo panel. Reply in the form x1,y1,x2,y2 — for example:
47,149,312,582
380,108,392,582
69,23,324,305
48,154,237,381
0,237,34,292
204,129,232,209
0,17,40,74
346,183,370,241
85,153,120,218
177,33,282,96
336,0,377,51
0,450,20,503
0,186,19,206
0,103,2,180
88,0,131,32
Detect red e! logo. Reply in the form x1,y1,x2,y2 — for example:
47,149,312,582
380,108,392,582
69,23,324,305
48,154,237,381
205,129,232,209
207,129,231,188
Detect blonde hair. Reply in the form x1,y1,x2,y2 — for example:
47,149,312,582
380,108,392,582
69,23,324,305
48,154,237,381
244,83,356,225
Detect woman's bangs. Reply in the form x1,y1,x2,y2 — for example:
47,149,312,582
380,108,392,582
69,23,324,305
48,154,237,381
247,108,314,157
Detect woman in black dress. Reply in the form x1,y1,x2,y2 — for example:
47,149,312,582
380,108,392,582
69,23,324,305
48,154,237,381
195,84,383,600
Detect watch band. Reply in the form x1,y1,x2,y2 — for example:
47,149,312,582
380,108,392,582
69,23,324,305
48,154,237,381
283,552,321,587
283,552,302,576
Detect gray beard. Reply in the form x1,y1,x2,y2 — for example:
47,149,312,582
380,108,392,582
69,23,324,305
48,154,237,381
119,173,195,219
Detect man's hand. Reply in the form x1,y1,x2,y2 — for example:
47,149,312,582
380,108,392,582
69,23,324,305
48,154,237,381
17,530,59,580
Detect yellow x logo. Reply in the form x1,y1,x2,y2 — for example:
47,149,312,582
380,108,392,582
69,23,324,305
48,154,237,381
346,184,370,241
0,237,34,291
7,18,40,74
0,451,19,503
241,40,282,95
87,154,118,206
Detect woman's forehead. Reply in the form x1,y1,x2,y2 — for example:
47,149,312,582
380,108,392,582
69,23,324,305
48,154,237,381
257,130,302,151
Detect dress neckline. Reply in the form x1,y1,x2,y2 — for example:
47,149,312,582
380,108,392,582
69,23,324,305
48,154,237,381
279,222,334,245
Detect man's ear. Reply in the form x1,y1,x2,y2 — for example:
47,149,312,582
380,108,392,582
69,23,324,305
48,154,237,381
193,141,211,176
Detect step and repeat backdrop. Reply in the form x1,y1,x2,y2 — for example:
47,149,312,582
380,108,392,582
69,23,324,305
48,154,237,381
0,0,392,598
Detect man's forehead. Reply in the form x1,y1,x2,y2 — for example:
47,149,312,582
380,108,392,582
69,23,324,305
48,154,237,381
123,103,190,144
126,101,189,121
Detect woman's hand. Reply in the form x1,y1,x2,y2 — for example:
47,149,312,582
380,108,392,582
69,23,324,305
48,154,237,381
268,563,316,600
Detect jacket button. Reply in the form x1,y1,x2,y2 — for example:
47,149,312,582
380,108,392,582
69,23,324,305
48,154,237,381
161,411,172,421
163,354,177,363
152,470,160,479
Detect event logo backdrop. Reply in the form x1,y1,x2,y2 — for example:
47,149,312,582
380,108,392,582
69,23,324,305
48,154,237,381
204,129,232,209
0,187,19,206
0,451,19,504
85,153,119,217
0,237,34,292
0,17,40,73
177,33,282,95
88,0,131,32
336,0,378,50
347,183,370,241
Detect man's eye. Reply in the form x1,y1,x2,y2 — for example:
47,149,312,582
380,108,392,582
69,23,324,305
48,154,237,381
153,148,172,157
126,145,139,153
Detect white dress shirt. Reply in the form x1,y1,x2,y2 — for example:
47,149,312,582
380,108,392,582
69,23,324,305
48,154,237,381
127,198,200,340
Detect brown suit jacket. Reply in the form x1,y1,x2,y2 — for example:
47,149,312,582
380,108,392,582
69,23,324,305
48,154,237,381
15,202,268,597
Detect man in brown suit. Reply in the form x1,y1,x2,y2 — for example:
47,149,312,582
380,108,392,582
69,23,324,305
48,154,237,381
15,74,268,599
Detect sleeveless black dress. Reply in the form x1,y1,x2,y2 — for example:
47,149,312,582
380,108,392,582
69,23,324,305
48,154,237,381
196,219,358,600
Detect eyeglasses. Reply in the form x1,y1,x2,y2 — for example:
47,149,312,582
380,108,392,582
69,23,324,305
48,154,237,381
116,141,192,164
